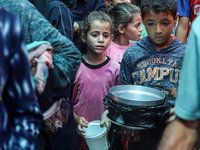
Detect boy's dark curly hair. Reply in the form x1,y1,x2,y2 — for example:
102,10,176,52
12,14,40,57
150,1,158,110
140,0,177,19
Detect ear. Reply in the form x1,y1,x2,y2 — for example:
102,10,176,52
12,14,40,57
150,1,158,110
118,25,125,34
110,34,114,41
81,33,86,43
174,13,179,25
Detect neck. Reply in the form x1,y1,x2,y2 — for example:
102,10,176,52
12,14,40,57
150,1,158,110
152,35,175,51
113,35,130,46
82,53,106,65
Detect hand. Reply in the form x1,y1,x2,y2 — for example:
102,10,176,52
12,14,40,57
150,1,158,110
28,43,53,63
76,116,88,136
100,110,111,132
166,107,176,123
73,112,88,136
73,22,79,38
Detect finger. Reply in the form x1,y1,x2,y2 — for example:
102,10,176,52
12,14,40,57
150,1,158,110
78,125,86,133
100,119,105,127
82,118,88,124
76,128,84,136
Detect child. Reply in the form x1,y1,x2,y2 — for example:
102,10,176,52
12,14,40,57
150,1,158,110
119,0,186,149
71,11,120,150
104,2,143,63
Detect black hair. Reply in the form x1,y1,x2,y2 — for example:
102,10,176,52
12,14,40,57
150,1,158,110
140,0,177,19
108,2,141,37
74,11,113,54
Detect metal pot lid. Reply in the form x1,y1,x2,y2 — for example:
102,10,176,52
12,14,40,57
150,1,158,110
109,85,166,107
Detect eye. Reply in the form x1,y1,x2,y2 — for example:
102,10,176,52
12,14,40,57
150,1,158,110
92,33,98,37
104,34,109,38
135,23,141,28
162,22,169,26
147,23,154,26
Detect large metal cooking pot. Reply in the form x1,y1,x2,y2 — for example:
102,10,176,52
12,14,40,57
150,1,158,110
109,85,166,107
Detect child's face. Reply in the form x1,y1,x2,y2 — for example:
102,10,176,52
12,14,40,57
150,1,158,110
123,13,143,41
143,10,178,50
83,20,113,55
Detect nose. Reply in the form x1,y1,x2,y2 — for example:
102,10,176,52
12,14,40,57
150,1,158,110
139,25,143,32
155,24,162,34
98,35,104,43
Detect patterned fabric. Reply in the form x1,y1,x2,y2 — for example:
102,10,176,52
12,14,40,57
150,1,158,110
0,6,43,150
0,0,81,88
27,41,53,97
120,36,186,106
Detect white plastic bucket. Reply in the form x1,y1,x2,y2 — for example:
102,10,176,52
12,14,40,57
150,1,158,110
83,120,109,150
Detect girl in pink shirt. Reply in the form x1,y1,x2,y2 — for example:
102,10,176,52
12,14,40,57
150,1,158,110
104,2,143,63
72,11,120,150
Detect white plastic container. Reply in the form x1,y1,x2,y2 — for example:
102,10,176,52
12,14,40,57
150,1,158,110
83,120,109,150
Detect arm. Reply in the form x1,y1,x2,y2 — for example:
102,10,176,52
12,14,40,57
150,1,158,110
159,16,200,150
175,16,189,44
158,117,199,150
7,0,81,88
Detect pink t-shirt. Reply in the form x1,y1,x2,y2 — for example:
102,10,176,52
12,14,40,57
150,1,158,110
104,41,134,63
71,57,120,149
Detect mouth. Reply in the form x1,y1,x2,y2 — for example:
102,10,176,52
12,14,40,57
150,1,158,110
155,36,163,40
96,46,105,49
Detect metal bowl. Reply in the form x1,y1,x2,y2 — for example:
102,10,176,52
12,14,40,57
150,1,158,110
109,85,166,107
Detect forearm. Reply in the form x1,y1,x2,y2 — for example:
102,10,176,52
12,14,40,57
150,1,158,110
158,117,199,150
175,17,189,44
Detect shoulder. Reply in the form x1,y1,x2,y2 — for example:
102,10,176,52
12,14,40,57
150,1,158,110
172,38,187,49
49,0,67,9
108,59,120,68
125,37,149,55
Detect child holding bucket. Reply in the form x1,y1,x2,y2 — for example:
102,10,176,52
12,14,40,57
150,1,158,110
71,11,120,150
103,2,143,63
119,0,186,149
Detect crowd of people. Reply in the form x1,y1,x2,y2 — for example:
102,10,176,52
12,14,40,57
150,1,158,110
0,0,199,150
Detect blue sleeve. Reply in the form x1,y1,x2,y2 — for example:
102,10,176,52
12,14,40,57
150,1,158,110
48,1,74,41
175,16,200,121
0,8,43,150
177,0,191,17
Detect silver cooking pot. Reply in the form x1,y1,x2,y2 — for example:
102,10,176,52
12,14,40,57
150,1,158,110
108,85,166,107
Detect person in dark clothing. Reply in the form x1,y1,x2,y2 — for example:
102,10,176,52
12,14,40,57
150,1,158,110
65,0,107,25
29,0,49,18
35,1,80,150
48,0,74,41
